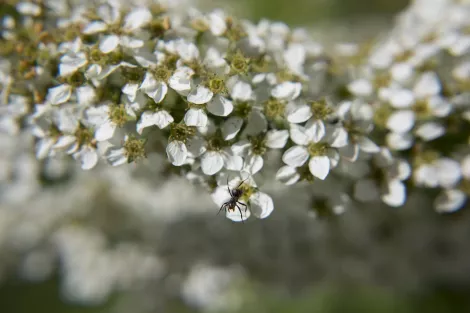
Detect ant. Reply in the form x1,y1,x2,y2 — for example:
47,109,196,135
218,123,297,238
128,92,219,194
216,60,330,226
218,177,249,222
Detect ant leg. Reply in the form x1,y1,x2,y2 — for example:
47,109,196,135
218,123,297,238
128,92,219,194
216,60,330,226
235,204,245,223
226,176,233,197
217,203,228,215
236,177,249,189
237,202,248,212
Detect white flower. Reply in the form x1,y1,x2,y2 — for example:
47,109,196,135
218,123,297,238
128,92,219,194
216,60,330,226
282,120,338,180
186,135,243,176
275,165,300,185
211,176,274,221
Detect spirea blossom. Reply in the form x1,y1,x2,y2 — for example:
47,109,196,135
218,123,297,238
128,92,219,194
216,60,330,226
1,0,470,227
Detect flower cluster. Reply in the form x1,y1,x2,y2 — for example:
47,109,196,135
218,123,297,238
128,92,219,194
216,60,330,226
1,0,470,222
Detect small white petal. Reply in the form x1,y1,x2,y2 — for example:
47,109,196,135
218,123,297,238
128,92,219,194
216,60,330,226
271,81,302,101
222,117,243,140
276,165,300,185
166,141,188,166
436,158,462,188
208,11,227,36
59,52,88,77
282,146,309,167
381,180,406,207
76,86,95,106
415,122,445,141
250,192,274,219
435,190,466,213
462,155,470,179
266,130,289,149
289,124,311,145
207,95,233,116
148,82,168,103
329,127,349,148
36,138,54,159
386,110,415,133
187,86,213,104
305,119,326,143
47,84,72,105
52,135,76,149
123,7,152,31
222,152,243,171
415,165,439,188
357,137,380,153
83,21,108,34
230,81,253,102
95,120,116,141
169,67,193,94
85,105,109,126
105,147,128,166
347,79,373,97
153,110,174,129
386,132,414,151
99,35,120,54
390,89,414,108
184,108,208,127
201,151,224,175
286,102,312,123
75,147,98,170
391,63,413,83
226,206,251,222
244,110,267,136
308,155,330,180
122,83,139,102
414,72,441,98
244,154,264,174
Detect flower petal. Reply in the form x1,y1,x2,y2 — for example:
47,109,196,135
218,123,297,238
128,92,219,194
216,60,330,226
99,35,120,54
308,155,330,180
166,141,188,166
415,122,445,141
250,192,274,219
169,67,193,94
187,86,213,104
207,95,233,116
95,120,116,141
357,136,380,153
74,146,98,170
222,117,243,140
434,189,466,213
105,147,128,166
266,130,289,149
305,119,326,143
386,110,415,133
286,102,312,123
381,180,406,207
47,84,72,105
271,81,301,101
201,151,224,175
244,154,264,174
276,165,300,185
386,132,413,151
184,108,208,127
282,146,309,167
289,124,311,146
436,158,462,188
